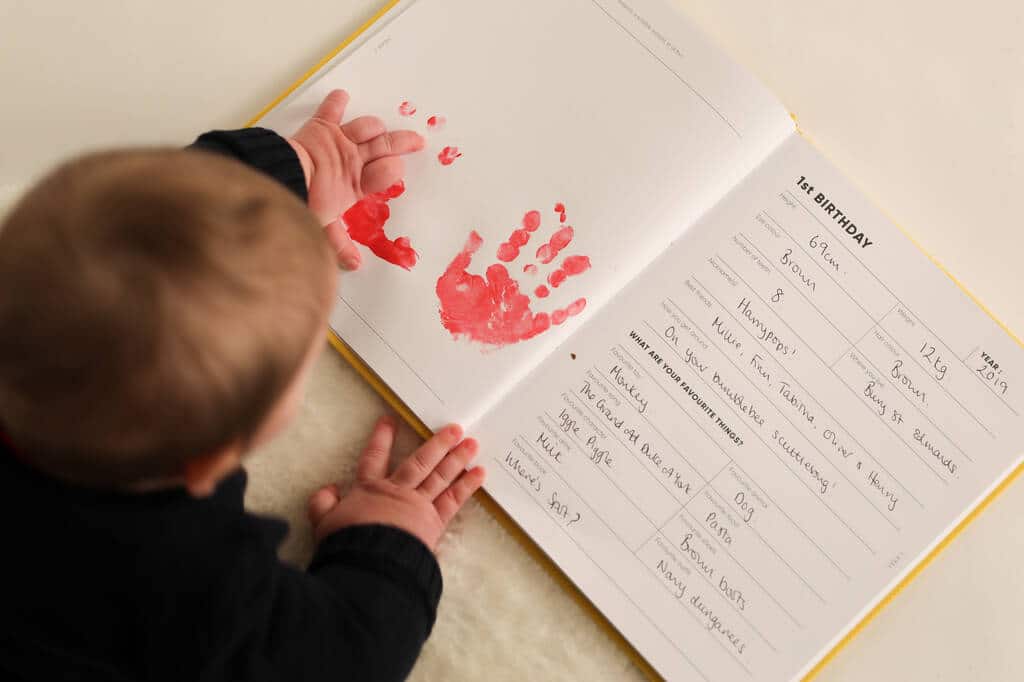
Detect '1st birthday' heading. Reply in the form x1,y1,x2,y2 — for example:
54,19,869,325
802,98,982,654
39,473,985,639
795,176,873,249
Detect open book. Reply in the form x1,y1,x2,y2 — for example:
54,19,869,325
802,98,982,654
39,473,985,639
257,1,1024,679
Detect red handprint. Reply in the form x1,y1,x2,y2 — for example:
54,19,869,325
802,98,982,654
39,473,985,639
342,101,461,269
436,204,591,347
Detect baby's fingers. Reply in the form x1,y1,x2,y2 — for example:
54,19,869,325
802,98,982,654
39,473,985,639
391,424,463,488
361,156,406,196
324,219,362,270
417,438,478,500
356,415,397,482
342,116,386,144
308,484,341,525
359,130,425,163
434,467,486,526
312,89,350,125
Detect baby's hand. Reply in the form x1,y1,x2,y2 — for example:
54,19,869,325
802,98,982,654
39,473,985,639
308,416,485,551
288,90,425,270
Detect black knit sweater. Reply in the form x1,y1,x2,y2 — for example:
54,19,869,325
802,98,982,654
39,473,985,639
0,129,441,682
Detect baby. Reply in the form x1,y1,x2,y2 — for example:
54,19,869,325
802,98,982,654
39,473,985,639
0,90,485,682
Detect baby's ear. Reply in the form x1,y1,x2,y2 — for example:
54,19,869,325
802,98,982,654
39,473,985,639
182,445,242,497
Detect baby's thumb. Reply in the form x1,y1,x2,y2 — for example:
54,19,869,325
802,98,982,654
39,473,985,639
324,219,362,270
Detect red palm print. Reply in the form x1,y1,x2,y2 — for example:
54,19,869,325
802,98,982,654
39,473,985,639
436,204,591,347
342,101,461,270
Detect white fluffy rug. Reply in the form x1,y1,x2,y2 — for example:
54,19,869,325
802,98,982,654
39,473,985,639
244,348,649,682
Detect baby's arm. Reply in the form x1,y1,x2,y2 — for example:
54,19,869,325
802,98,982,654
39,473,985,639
219,527,438,681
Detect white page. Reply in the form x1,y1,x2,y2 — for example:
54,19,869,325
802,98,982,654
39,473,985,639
472,133,1024,680
259,0,793,428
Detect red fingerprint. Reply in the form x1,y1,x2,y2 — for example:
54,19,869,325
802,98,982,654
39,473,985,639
496,243,518,262
554,203,566,223
523,264,538,275
497,229,530,262
438,146,462,166
398,101,417,116
535,285,550,298
496,212,544,262
547,255,591,288
427,115,447,130
535,226,573,264
342,182,417,270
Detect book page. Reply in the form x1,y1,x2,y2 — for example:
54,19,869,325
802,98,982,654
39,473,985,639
259,0,793,428
472,133,1024,680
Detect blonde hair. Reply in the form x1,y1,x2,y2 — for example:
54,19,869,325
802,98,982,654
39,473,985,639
0,148,334,487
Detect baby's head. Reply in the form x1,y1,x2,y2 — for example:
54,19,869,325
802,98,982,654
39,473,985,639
0,148,336,493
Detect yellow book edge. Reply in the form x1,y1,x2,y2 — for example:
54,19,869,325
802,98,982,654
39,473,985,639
245,5,1024,680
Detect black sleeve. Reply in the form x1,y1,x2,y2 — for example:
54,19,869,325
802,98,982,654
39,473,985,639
189,128,308,202
225,524,442,682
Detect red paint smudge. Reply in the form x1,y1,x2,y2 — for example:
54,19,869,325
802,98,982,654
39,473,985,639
523,264,537,275
438,146,462,165
535,226,573,264
554,203,566,223
398,101,417,116
342,181,417,270
535,285,549,298
426,115,447,130
436,231,556,346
